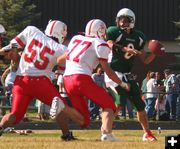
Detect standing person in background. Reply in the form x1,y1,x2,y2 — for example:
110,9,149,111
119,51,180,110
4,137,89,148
63,19,130,141
57,67,72,107
0,24,8,48
146,72,160,120
105,8,157,141
141,71,152,106
90,65,105,120
175,74,180,121
0,20,84,139
1,60,18,106
120,98,134,120
52,69,61,90
163,69,179,120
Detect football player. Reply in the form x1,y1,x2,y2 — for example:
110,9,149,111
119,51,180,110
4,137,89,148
0,20,84,140
105,8,157,141
63,19,130,141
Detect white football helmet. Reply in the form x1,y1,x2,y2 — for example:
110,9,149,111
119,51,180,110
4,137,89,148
0,24,6,34
45,20,67,43
85,19,107,40
116,8,135,29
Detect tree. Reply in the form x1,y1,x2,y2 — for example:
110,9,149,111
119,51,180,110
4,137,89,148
0,0,40,38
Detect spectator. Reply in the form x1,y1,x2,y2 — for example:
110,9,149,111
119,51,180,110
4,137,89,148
121,98,134,120
37,100,50,120
1,60,18,106
90,65,105,120
141,71,152,106
146,72,160,119
175,74,180,121
52,69,61,90
164,69,179,120
155,94,169,121
0,24,8,48
57,68,72,107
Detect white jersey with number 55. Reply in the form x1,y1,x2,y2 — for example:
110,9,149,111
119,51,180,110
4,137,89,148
64,35,110,76
10,26,67,77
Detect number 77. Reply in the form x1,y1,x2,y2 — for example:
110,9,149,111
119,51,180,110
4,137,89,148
66,39,91,62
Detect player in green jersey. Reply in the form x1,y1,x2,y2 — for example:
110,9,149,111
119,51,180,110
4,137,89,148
105,8,157,142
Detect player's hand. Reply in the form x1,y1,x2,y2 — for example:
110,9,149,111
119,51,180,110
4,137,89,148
2,43,18,52
120,81,131,92
123,47,142,55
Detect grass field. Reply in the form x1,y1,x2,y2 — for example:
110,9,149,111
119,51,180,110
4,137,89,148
0,129,179,149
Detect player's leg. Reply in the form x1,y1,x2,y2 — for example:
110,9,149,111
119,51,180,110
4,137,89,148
37,76,84,140
109,85,129,118
63,75,90,127
128,80,157,141
0,79,32,135
107,87,121,116
36,76,84,124
77,75,118,141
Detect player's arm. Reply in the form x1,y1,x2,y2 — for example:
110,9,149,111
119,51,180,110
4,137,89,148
107,27,138,55
106,27,125,53
1,67,10,86
107,40,140,56
138,49,156,64
99,59,130,91
57,52,68,66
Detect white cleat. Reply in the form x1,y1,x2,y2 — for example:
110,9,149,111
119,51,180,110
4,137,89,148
50,97,65,119
101,133,119,142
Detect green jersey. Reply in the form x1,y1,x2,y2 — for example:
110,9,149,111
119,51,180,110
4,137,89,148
107,26,146,73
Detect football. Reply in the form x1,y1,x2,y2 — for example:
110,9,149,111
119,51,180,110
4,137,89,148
148,39,165,56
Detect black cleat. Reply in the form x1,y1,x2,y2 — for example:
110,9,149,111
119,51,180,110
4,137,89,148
61,131,78,141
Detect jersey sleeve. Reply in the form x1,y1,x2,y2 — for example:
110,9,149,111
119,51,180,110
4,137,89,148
95,40,110,61
56,44,68,56
107,26,121,41
10,26,39,48
136,30,147,49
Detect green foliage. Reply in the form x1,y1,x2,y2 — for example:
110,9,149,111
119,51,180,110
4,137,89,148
0,0,40,38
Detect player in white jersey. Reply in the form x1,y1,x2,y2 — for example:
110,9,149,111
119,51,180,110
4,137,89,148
0,20,84,138
63,19,130,141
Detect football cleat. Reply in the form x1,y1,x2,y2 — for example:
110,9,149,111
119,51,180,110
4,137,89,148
142,131,157,142
101,133,119,142
50,97,65,120
61,131,77,141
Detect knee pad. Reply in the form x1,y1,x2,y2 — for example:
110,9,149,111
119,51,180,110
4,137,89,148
50,97,65,120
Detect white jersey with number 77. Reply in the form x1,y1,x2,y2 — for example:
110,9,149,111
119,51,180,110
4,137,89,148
64,35,110,76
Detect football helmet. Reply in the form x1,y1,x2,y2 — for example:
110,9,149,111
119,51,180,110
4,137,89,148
116,8,135,29
85,19,107,40
45,20,67,43
0,24,6,34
